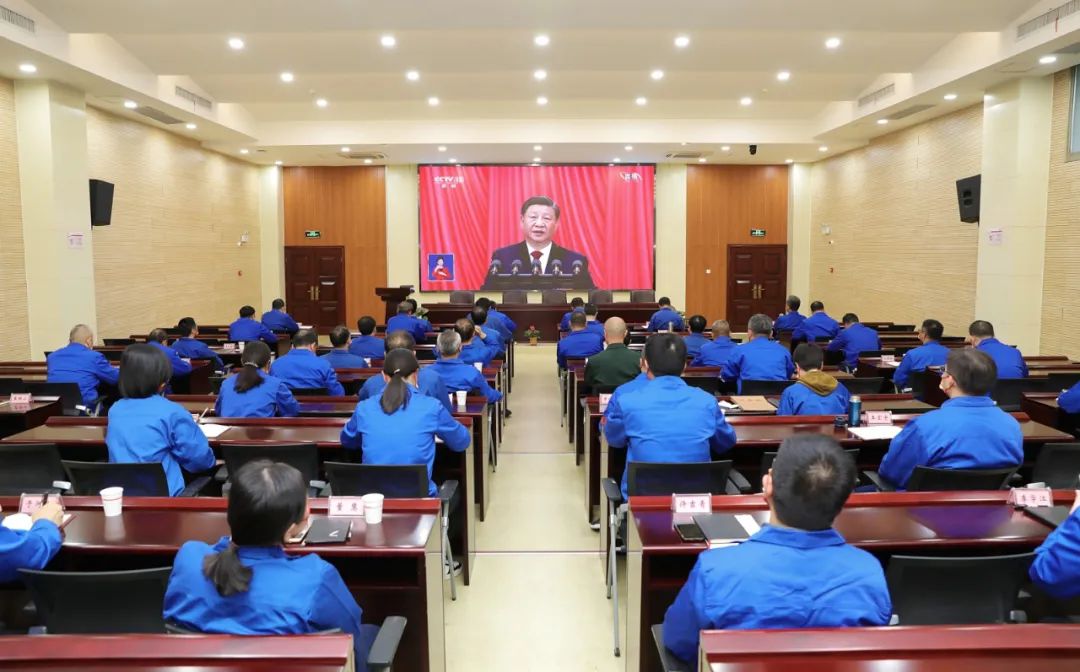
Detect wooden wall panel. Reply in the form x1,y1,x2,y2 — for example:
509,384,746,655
0,77,29,359
87,107,263,339
808,105,982,335
282,166,387,324
685,164,789,320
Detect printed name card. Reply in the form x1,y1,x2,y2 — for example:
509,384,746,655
1009,488,1053,508
222,342,236,351
865,410,893,426
881,354,896,364
598,393,612,413
9,393,32,405
328,496,365,517
672,493,712,514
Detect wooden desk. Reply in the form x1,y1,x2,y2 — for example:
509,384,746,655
697,624,1080,672
0,396,61,439
1022,392,1080,437
422,302,659,343
0,495,443,672
626,490,1075,672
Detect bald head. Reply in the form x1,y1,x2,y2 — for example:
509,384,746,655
603,317,628,345
69,324,93,346
711,320,731,338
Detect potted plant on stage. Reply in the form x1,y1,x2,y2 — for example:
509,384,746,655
524,325,541,346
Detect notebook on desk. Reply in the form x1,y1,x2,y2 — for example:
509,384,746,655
304,517,352,544
1023,505,1072,529
692,513,756,545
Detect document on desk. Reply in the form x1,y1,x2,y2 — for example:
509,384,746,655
729,395,776,412
847,425,903,441
198,424,232,439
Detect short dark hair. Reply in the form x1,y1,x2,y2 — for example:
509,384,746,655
272,298,285,310
520,195,560,219
239,305,256,318
810,301,824,312
569,312,587,329
357,316,376,335
658,296,671,307
404,298,419,314
570,297,585,308
385,330,416,352
644,333,687,377
454,318,475,344
177,317,196,337
329,325,351,347
786,296,802,311
770,435,856,531
475,297,493,310
147,328,169,344
584,302,598,317
470,307,488,326
292,329,318,347
946,348,997,396
793,343,825,371
203,460,306,596
969,320,995,338
921,319,944,340
842,313,859,325
688,315,706,333
118,343,172,399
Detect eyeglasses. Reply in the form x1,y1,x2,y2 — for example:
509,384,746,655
942,369,953,378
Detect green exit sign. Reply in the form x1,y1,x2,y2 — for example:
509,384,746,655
750,228,766,237
304,230,321,239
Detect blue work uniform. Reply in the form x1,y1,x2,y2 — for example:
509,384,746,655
321,349,368,369
488,308,516,333
682,333,710,359
1059,382,1080,414
647,307,685,332
662,525,891,664
360,366,451,414
585,320,605,338
1030,507,1080,599
106,395,217,496
892,341,949,390
340,387,471,495
386,314,431,344
469,313,511,342
976,338,1028,378
721,337,795,392
878,396,1023,489
348,336,385,362
215,372,299,418
459,339,498,367
827,323,881,369
690,337,738,368
164,537,376,672
792,312,840,342
777,378,851,416
46,342,119,406
559,308,584,331
603,376,738,498
270,350,345,396
477,327,505,355
603,372,651,422
171,338,225,371
228,318,278,344
557,329,604,369
773,311,806,333
261,310,300,335
150,340,192,377
430,359,503,403
0,520,62,583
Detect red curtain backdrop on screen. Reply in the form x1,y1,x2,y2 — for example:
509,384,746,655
418,164,655,290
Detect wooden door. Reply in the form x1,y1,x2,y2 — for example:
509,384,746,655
284,246,345,332
726,245,787,332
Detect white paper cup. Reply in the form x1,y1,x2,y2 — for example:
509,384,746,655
474,362,483,372
364,358,372,368
362,493,384,525
455,390,467,407
100,486,124,517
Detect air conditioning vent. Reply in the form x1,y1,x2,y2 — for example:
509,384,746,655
1019,0,1080,40
339,151,388,161
664,151,707,160
134,106,183,125
858,83,895,109
890,104,935,120
0,4,35,33
175,86,213,110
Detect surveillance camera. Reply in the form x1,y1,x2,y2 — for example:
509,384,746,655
749,144,758,156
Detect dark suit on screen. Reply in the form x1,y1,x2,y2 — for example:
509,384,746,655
483,242,595,289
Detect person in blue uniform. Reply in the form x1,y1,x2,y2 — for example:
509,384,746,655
647,297,685,332
690,320,738,367
773,295,806,335
662,435,891,664
163,460,377,670
1059,380,1080,414
321,326,368,369
172,318,225,372
892,319,950,391
450,318,498,368
682,315,710,358
559,297,586,331
348,316,385,362
360,331,451,413
604,333,738,498
485,299,516,334
471,298,511,342
722,314,795,392
47,324,119,407
386,300,432,344
106,344,216,496
147,329,193,378
270,329,344,396
827,313,881,371
229,306,278,344
469,307,505,355
968,320,1027,378
0,500,64,583
215,342,299,418
778,344,850,416
431,330,503,403
260,298,300,336
1029,491,1080,599
877,348,1023,490
583,303,605,338
791,301,840,342
557,312,604,369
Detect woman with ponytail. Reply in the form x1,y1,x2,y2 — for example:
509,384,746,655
214,341,300,418
163,460,377,669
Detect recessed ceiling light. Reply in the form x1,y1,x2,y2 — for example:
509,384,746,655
428,96,440,106
650,69,665,80
533,69,547,81
406,70,420,81
185,123,197,130
531,163,540,167
380,35,396,48
123,100,138,109
877,119,889,125
18,63,36,74
533,145,542,151
438,145,447,152
825,37,841,50
275,160,283,166
341,146,351,152
613,157,622,163
315,98,328,108
625,145,633,151
818,145,829,152
449,158,457,163
280,71,294,83
534,34,550,47
536,96,548,106
698,157,707,163
674,35,690,48
1040,55,1058,65
785,159,794,164
776,70,791,82
635,96,647,106
228,37,245,50
364,159,373,164
721,145,731,152
943,93,958,101
739,96,753,106
533,156,542,162
240,149,249,155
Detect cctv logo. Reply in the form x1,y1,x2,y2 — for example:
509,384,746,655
434,176,465,189
619,173,642,183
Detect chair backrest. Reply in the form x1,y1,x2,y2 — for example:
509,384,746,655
502,290,528,304
24,381,83,414
103,338,136,347
683,376,719,394
588,289,613,305
906,465,1017,492
221,443,321,486
740,379,796,395
884,324,916,332
0,444,67,495
448,291,475,304
858,350,892,359
0,377,27,395
63,460,170,496
886,553,1034,625
629,290,655,303
823,349,845,367
1045,372,1080,395
291,387,329,396
1031,443,1080,489
324,462,428,498
759,448,859,490
541,289,567,304
20,567,173,633
843,377,885,395
627,460,733,497
989,378,1044,411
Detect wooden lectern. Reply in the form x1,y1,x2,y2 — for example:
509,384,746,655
375,286,414,323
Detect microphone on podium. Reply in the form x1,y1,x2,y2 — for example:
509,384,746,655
532,259,543,275
550,259,563,276
510,259,522,275
489,259,502,276
572,260,583,276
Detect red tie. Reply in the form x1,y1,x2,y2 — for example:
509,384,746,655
531,251,542,262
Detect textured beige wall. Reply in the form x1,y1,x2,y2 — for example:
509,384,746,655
1042,70,1080,359
0,77,30,359
86,106,262,338
809,105,983,335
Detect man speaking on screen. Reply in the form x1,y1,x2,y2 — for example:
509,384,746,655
483,195,595,290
